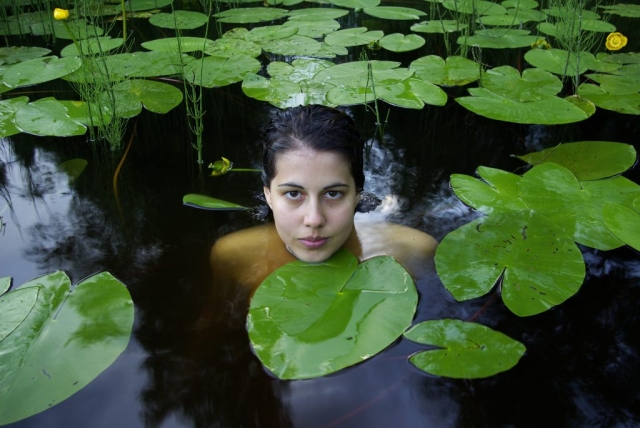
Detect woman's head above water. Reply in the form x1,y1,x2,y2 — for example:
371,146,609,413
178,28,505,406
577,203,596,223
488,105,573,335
261,105,364,263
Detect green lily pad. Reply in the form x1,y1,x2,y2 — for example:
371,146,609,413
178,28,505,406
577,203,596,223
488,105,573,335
324,27,384,47
126,0,173,10
443,0,507,15
259,35,323,56
182,194,248,210
267,58,335,83
502,0,539,8
0,96,29,137
0,271,134,425
242,73,308,108
30,19,104,40
247,248,417,379
0,46,51,65
362,6,426,20
516,141,637,181
14,98,87,137
457,29,539,48
477,8,546,25
410,20,468,34
518,162,640,250
330,0,380,8
314,60,413,88
377,78,447,108
435,210,585,317
58,100,112,127
537,19,615,38
213,7,289,23
60,37,124,57
0,277,10,296
603,202,640,251
141,37,216,53
379,33,425,52
585,73,640,95
245,24,298,42
203,37,262,58
524,49,596,76
577,83,640,115
184,54,261,88
110,79,183,117
404,319,526,379
481,66,562,102
457,88,591,124
0,286,38,343
283,19,341,38
600,52,640,65
599,4,640,18
105,51,194,79
451,166,527,214
286,8,349,20
543,6,600,20
149,10,209,29
3,56,82,88
409,55,480,86
315,43,349,58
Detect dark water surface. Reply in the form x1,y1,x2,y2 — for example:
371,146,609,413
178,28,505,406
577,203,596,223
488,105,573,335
3,3,640,428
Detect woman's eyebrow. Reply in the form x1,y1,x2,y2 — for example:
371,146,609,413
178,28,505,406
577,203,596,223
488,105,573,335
277,182,350,189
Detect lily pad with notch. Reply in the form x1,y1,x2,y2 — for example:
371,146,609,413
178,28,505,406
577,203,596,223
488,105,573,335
435,210,585,317
0,96,29,137
457,28,538,49
3,56,82,88
577,83,640,115
362,6,426,20
60,36,124,57
379,33,425,52
324,27,384,47
283,19,341,39
330,0,380,8
603,200,640,251
451,166,527,214
481,65,562,102
149,10,209,29
409,55,480,86
14,97,87,137
141,37,216,53
213,7,289,24
248,248,418,379
599,3,640,18
259,35,323,56
0,46,51,65
184,54,261,88
376,78,447,109
410,20,468,34
443,0,506,15
109,79,183,118
286,8,349,20
404,319,526,379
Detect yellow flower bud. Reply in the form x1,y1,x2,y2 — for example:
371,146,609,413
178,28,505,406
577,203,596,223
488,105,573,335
53,8,69,20
210,157,233,176
605,32,627,51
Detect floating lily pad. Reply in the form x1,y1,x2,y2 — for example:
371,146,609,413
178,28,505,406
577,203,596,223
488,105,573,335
248,248,417,379
377,78,447,108
435,210,585,316
543,6,600,20
0,46,51,65
259,35,322,56
213,7,289,23
183,194,248,210
324,27,384,47
410,20,468,34
0,96,29,137
457,88,591,124
0,277,10,295
603,202,640,251
246,24,298,42
314,60,413,92
283,19,340,38
30,19,104,40
126,0,173,10
14,98,87,137
524,49,597,76
3,56,82,88
443,0,506,15
110,79,183,117
600,52,640,65
409,55,480,86
184,54,261,88
60,36,124,57
204,38,262,58
482,66,562,102
315,43,349,58
599,3,640,18
516,141,637,181
242,73,307,108
478,8,546,25
268,58,335,82
141,37,216,53
518,162,640,250
451,166,527,214
577,83,640,115
585,73,640,95
457,28,538,48
537,20,615,38
286,8,349,20
149,10,209,29
330,0,380,8
379,33,425,52
0,286,38,343
0,271,134,425
404,319,526,379
106,51,194,79
58,100,112,127
502,0,539,8
363,6,426,20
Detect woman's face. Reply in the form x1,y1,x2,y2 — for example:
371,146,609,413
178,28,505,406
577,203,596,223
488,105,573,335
264,146,359,263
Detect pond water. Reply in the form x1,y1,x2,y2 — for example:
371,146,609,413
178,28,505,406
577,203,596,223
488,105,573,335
2,1,640,427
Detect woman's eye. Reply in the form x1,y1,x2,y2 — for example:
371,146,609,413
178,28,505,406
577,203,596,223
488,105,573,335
285,191,302,200
325,191,342,199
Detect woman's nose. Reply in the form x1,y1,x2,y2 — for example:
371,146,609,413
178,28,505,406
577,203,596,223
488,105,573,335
303,200,325,228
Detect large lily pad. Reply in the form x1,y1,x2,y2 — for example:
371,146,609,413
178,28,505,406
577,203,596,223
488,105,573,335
481,66,562,102
409,55,480,86
141,37,216,53
0,96,29,137
324,27,384,47
330,0,380,8
599,3,640,17
537,20,615,38
213,7,289,23
183,194,248,210
457,29,539,49
435,210,585,317
107,51,195,79
524,49,596,77
518,162,640,250
443,0,507,15
585,73,640,96
14,98,87,137
404,319,526,379
362,6,426,20
603,202,640,251
259,35,323,56
3,56,82,88
477,8,546,25
149,10,209,29
30,19,104,40
379,33,425,52
203,38,262,58
577,83,640,115
516,141,637,181
0,46,51,65
376,78,447,109
0,271,134,425
286,8,349,20
245,24,298,42
184,54,261,88
313,60,413,88
242,73,305,108
60,37,124,57
248,248,417,379
110,79,183,117
283,19,341,38
451,166,527,214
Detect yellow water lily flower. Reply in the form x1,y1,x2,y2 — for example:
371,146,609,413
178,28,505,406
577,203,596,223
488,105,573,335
209,157,233,176
531,38,551,50
53,8,69,20
606,32,627,51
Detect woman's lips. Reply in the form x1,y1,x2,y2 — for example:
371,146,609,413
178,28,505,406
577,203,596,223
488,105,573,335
299,237,328,249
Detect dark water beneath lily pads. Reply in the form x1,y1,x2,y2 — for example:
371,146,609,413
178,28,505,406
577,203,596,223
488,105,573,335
3,1,640,427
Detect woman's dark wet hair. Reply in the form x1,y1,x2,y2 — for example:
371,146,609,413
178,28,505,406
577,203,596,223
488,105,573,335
261,105,365,191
